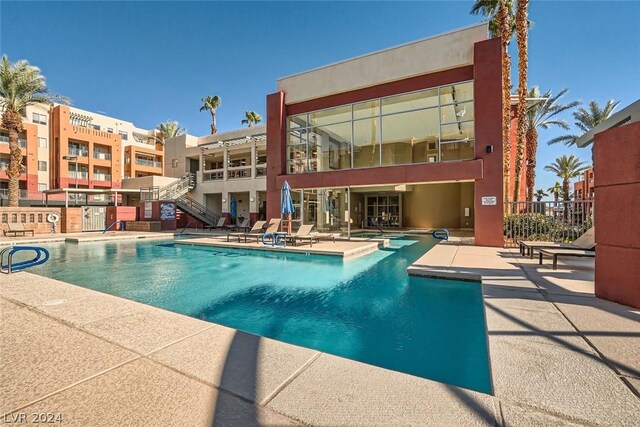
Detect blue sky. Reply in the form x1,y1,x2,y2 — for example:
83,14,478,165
2,1,639,191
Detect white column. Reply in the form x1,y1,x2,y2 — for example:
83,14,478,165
223,145,229,181
250,139,257,180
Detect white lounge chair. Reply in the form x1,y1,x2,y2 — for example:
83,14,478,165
519,227,595,258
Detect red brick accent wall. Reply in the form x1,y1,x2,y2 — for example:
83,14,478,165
593,121,640,308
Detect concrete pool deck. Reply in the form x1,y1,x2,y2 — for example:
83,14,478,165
0,231,174,246
175,235,384,258
1,243,639,425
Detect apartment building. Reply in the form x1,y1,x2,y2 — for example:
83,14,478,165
165,126,267,223
0,103,163,204
574,167,595,200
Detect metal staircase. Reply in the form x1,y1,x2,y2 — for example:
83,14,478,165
141,173,221,227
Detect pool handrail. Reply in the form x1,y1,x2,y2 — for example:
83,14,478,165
102,221,126,234
178,221,193,236
1,246,50,274
432,228,449,240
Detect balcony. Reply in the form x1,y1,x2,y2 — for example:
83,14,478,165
0,135,27,148
93,173,111,181
0,189,28,199
202,170,224,181
68,170,89,180
93,151,111,160
256,164,267,177
228,166,251,180
68,147,89,157
135,157,162,168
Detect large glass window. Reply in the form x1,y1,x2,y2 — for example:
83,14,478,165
286,81,474,173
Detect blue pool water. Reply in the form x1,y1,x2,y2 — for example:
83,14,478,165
30,236,492,393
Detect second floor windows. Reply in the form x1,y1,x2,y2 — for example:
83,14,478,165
32,113,47,125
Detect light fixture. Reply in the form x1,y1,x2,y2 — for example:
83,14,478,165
222,198,227,204
250,197,255,202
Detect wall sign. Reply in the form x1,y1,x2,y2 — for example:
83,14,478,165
481,196,497,206
160,203,176,221
144,202,153,219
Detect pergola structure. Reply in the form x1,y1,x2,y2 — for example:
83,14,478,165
43,188,143,208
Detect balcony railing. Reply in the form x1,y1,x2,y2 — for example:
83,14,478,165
68,147,89,157
93,173,111,181
135,158,162,168
68,170,89,179
256,164,267,177
228,166,251,179
93,151,111,160
0,189,28,199
202,170,224,181
0,136,27,148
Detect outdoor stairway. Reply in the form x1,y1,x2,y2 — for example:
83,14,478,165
141,173,221,227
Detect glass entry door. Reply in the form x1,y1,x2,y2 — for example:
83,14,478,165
365,194,402,228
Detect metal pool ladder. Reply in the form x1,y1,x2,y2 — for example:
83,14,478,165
0,246,50,274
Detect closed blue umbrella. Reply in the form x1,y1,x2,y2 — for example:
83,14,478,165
230,198,237,220
281,181,294,233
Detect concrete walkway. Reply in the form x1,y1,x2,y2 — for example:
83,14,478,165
410,244,640,425
1,243,639,426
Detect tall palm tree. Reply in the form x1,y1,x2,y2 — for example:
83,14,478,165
544,155,589,202
548,99,620,146
533,189,547,201
200,95,221,134
471,0,515,207
241,111,262,128
512,0,530,202
547,181,562,202
157,120,185,141
524,87,580,201
0,56,68,206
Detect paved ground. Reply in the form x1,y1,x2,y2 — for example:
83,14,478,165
1,240,639,426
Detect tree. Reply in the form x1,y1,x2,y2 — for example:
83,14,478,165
534,189,547,202
241,111,262,128
157,121,185,141
544,155,589,202
512,0,530,202
548,99,620,147
547,181,562,202
471,0,515,207
524,87,580,201
0,56,69,206
200,95,221,134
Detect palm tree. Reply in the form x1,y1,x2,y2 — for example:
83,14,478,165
524,87,580,201
0,56,68,206
512,0,530,202
533,189,547,201
548,99,620,147
547,182,562,202
200,95,221,134
157,120,185,141
544,155,589,202
471,0,515,207
241,111,262,128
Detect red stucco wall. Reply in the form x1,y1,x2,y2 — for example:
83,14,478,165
593,121,640,308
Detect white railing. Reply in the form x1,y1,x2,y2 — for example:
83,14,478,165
0,137,27,148
93,173,111,181
135,158,162,168
93,151,111,160
228,166,251,179
68,147,88,157
202,169,224,181
68,170,89,179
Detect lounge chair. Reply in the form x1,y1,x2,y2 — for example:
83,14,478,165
3,222,35,237
227,218,250,232
538,248,595,270
519,227,595,258
311,231,339,243
227,220,265,243
205,217,226,230
287,224,320,247
255,219,282,243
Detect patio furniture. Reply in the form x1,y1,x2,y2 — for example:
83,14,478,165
519,227,595,258
3,222,35,237
255,219,282,243
538,248,595,270
310,231,339,243
287,224,320,247
227,218,250,232
205,217,226,230
227,220,265,243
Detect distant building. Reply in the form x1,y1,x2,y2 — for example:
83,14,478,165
0,104,163,204
573,167,595,200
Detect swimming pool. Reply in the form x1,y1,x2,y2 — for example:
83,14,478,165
30,235,492,393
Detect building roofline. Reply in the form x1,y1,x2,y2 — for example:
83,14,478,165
276,22,489,83
575,99,640,147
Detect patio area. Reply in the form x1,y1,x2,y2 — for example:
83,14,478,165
1,242,638,426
